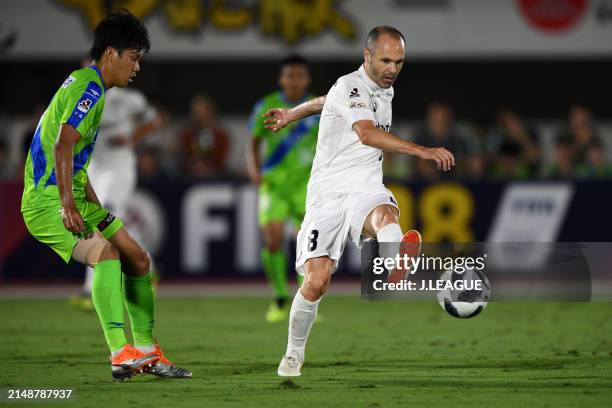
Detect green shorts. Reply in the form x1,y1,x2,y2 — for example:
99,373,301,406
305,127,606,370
22,200,124,263
258,182,307,227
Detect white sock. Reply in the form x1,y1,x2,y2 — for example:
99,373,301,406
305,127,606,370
136,344,156,353
376,223,403,261
83,265,95,295
286,290,320,358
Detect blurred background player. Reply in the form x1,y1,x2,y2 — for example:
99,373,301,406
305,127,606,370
72,58,161,311
180,94,231,178
246,55,319,322
20,10,189,380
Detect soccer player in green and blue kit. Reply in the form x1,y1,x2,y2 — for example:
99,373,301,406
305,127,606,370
21,10,190,381
247,55,319,322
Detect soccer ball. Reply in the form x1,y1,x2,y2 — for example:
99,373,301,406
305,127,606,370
436,268,491,318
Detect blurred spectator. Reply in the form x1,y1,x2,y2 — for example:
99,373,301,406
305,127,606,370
413,102,473,180
180,94,230,178
575,139,612,179
137,103,181,178
486,109,539,179
555,105,604,174
542,138,574,179
137,146,166,183
461,122,488,180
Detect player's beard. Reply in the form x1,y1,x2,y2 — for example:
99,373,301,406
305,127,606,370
375,66,396,88
380,72,396,88
367,62,394,89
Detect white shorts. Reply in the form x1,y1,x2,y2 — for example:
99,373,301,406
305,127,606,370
295,187,399,275
88,166,136,220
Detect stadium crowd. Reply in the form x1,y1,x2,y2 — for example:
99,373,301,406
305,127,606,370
0,99,608,184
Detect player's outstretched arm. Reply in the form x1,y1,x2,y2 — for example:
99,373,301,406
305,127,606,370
263,95,326,132
55,124,86,233
352,120,455,171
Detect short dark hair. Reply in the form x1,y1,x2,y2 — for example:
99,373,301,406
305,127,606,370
365,26,405,51
280,54,309,70
90,9,150,61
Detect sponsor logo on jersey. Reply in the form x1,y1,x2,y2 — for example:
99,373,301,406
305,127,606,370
349,101,367,109
88,88,100,97
372,101,378,112
77,98,93,113
370,91,393,98
62,75,76,88
349,88,360,98
97,212,116,232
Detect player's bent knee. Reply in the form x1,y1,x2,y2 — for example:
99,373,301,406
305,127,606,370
302,257,333,300
382,212,399,227
366,205,399,236
125,249,150,276
262,224,284,252
377,206,399,226
136,251,151,275
305,276,330,299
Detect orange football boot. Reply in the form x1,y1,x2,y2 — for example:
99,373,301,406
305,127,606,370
147,344,192,378
111,344,159,382
388,230,422,283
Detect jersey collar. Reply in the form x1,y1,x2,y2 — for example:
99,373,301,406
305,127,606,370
358,65,394,99
358,65,382,91
87,65,108,91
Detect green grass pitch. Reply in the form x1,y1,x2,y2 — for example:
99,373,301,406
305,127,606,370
1,297,611,407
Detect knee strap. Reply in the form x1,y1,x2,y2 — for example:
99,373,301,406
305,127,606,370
72,233,112,267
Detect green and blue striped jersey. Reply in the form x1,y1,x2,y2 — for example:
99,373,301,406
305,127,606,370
249,91,319,188
22,66,106,210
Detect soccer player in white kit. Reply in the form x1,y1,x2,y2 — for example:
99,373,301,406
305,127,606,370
79,86,159,303
263,26,455,376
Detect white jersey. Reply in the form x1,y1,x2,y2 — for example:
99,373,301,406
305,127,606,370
90,87,155,174
89,87,155,212
307,65,393,199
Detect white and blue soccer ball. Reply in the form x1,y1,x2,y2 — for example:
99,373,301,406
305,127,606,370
436,268,491,318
